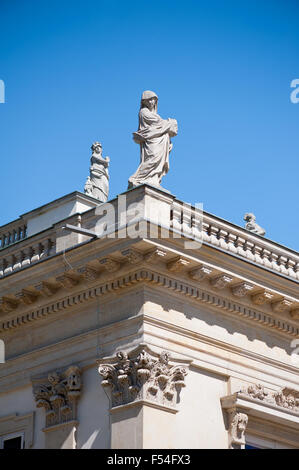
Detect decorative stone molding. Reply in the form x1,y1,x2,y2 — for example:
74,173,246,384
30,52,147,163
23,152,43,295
167,257,190,273
231,282,254,298
227,409,248,448
77,265,100,281
16,288,39,305
56,272,81,289
272,299,293,313
1,269,298,336
0,296,19,313
251,291,274,305
188,265,213,281
121,249,143,264
98,345,188,411
274,387,299,411
246,383,268,400
290,308,299,320
99,257,121,272
210,274,233,290
242,383,299,413
144,248,167,263
222,386,299,449
32,365,82,429
34,281,60,297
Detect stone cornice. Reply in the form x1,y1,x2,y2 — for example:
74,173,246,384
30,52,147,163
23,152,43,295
0,266,298,337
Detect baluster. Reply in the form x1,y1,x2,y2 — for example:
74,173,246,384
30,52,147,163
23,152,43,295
218,229,228,249
31,242,41,263
209,225,220,246
202,222,210,242
226,233,237,253
261,249,272,268
287,259,296,278
4,254,14,274
278,255,289,275
21,246,32,268
235,236,246,257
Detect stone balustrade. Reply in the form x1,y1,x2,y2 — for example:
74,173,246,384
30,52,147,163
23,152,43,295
0,221,27,249
0,230,56,277
0,187,298,281
169,199,299,281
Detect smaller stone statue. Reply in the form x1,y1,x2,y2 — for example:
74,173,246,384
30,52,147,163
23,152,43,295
243,213,265,236
84,142,110,202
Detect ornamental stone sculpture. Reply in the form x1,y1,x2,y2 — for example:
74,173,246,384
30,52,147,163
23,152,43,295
228,410,248,448
128,90,178,190
243,213,265,236
32,365,82,428
98,346,187,410
84,142,110,202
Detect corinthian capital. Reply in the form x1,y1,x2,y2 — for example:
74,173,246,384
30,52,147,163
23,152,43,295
98,345,189,411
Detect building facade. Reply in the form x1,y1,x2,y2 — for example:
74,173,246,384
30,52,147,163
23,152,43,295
0,185,298,449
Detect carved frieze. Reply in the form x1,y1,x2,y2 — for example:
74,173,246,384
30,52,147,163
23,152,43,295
98,346,188,410
274,387,299,411
33,365,82,428
242,383,299,413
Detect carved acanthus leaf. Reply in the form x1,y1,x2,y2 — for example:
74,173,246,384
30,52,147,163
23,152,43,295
98,347,188,410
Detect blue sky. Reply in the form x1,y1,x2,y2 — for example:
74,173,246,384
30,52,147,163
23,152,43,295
0,0,298,250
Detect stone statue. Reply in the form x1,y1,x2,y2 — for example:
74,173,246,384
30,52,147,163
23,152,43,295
244,213,265,236
128,90,178,190
84,142,109,202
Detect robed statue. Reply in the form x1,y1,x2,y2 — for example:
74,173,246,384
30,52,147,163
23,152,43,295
84,142,110,202
128,90,178,189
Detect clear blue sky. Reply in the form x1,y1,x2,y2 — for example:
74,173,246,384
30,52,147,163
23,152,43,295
0,0,298,250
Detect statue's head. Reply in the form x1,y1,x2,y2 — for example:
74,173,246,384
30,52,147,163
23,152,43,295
141,90,158,112
244,213,256,222
91,142,102,155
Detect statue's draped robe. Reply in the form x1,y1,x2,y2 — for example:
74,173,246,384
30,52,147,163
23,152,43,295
128,107,177,188
90,154,109,202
